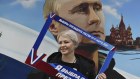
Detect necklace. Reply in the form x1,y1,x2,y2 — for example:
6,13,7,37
73,58,77,63
61,56,77,63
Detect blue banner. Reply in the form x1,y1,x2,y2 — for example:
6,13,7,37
50,63,87,79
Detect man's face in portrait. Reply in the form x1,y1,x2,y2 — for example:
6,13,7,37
49,0,105,44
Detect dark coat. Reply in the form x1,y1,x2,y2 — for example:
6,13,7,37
28,52,96,79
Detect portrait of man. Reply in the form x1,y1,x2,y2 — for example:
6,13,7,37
0,0,140,79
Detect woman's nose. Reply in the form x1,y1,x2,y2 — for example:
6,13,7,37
60,43,65,47
88,8,100,25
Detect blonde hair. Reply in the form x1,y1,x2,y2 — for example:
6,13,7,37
43,0,62,19
57,30,79,48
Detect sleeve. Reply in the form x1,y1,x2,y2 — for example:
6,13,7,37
106,58,115,70
46,52,60,63
88,62,96,79
105,70,126,79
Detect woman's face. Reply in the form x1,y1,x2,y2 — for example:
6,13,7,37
58,36,75,55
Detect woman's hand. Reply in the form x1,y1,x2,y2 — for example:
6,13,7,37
97,73,107,79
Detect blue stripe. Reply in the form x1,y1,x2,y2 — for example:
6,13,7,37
98,50,115,74
33,15,53,50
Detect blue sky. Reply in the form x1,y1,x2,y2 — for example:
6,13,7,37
0,0,140,39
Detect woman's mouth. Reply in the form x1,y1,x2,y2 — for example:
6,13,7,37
60,47,67,51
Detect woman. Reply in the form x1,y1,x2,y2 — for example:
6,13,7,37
28,30,96,79
47,30,96,79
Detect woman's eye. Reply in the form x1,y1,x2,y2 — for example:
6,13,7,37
64,41,69,43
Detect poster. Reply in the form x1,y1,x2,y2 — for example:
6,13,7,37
0,0,140,79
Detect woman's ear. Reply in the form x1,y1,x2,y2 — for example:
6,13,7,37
49,21,59,36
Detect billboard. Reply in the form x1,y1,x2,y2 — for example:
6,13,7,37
0,0,140,79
